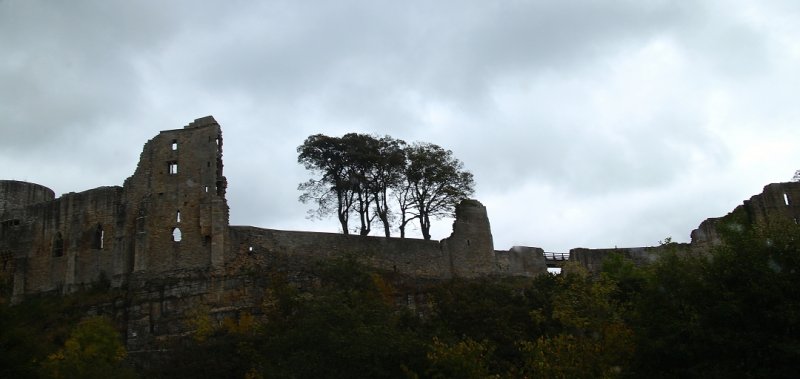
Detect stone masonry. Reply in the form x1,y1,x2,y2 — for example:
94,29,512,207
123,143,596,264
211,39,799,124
2,116,797,349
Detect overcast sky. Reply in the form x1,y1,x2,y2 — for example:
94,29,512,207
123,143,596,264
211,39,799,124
2,0,799,252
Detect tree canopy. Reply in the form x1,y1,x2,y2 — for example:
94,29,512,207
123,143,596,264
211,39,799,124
297,133,474,239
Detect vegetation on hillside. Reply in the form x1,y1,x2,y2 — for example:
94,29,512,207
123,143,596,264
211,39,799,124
2,217,799,378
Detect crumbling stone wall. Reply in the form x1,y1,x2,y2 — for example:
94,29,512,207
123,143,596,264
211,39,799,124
571,181,800,274
691,182,800,249
0,180,55,216
495,246,548,276
1,181,56,279
1,116,230,301
122,116,229,276
441,199,497,277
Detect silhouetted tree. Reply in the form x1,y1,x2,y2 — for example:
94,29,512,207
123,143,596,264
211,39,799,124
298,135,473,240
401,143,475,240
362,135,407,237
297,134,357,234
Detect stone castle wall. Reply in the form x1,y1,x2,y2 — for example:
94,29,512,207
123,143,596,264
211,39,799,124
690,182,800,249
2,116,542,305
3,115,798,350
569,181,800,273
0,180,55,216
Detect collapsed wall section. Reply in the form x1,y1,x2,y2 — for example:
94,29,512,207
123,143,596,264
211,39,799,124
691,182,800,249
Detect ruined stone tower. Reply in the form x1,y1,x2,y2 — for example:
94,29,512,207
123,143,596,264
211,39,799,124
0,116,229,300
123,116,229,275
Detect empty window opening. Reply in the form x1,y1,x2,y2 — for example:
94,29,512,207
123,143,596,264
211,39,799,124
172,227,182,242
176,210,181,223
53,232,64,257
204,235,212,246
204,186,209,193
784,193,791,206
171,140,178,150
215,137,220,146
1,219,21,232
248,246,254,253
92,224,104,249
168,162,178,175
207,161,211,168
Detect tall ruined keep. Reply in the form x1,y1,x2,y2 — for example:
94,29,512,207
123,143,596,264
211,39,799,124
2,116,798,349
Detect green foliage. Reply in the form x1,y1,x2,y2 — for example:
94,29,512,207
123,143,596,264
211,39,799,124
0,290,123,379
426,337,498,379
518,264,635,378
630,218,800,378
41,316,135,379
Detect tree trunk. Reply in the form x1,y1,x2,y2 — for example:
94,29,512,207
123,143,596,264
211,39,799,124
421,213,431,240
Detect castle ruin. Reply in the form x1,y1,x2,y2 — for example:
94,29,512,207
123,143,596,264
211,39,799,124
2,116,799,349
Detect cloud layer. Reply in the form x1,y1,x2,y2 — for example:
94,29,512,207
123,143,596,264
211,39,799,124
2,0,799,251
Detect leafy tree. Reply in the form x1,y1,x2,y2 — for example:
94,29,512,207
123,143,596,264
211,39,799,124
338,133,406,236
41,316,135,379
630,216,800,378
298,134,472,240
363,135,406,237
401,142,475,240
297,134,357,234
519,263,634,379
425,337,497,379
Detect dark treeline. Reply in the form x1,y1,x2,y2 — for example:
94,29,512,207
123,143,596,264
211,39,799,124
2,216,800,378
297,133,474,239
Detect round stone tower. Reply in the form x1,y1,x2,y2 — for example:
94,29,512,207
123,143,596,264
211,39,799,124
0,180,55,217
443,199,496,277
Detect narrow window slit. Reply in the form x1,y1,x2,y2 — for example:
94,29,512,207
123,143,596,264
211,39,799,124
93,224,104,249
53,232,64,257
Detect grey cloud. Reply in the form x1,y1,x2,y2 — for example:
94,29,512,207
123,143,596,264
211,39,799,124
1,0,798,250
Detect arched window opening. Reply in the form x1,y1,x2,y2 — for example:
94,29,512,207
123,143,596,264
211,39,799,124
176,210,181,223
172,227,182,242
53,232,64,257
92,224,104,249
